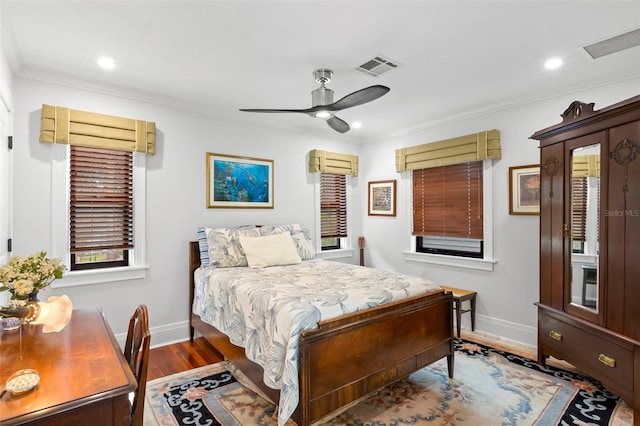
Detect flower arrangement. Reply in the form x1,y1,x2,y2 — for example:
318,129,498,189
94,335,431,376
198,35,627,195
0,251,65,301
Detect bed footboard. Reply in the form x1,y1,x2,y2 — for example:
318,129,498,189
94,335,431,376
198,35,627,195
189,241,454,426
296,290,453,425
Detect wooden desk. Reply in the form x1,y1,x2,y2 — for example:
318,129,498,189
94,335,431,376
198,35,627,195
0,308,136,425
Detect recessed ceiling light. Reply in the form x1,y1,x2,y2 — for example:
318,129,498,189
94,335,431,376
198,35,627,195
351,121,362,129
97,57,116,69
544,57,563,70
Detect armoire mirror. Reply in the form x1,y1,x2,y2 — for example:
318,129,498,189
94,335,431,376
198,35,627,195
569,143,600,312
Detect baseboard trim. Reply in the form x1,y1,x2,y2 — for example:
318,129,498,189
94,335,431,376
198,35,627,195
456,313,537,347
115,319,191,349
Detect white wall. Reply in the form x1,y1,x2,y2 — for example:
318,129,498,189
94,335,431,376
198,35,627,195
11,77,362,346
7,67,639,348
359,78,640,345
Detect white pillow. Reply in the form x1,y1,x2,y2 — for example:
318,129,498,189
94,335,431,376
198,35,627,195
239,232,302,268
260,223,315,260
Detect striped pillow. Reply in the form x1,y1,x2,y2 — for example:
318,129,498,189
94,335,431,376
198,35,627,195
196,227,210,266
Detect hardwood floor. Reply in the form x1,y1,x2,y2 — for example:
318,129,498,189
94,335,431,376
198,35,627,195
460,329,576,371
147,337,223,381
147,332,575,382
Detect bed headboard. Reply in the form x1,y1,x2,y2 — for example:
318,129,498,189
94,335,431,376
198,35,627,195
188,241,200,323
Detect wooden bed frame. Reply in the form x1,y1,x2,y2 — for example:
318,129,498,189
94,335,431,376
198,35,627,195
188,241,454,425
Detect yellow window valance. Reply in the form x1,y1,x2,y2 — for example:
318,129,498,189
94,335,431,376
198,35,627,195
39,104,156,155
309,149,358,176
573,154,600,177
395,129,501,172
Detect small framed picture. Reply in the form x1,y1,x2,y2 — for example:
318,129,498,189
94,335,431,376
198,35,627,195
509,165,540,215
368,180,396,216
206,152,274,208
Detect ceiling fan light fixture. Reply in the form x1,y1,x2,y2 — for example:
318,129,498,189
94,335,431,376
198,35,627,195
239,68,390,134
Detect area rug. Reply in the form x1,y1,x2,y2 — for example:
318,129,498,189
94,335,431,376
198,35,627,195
144,338,633,425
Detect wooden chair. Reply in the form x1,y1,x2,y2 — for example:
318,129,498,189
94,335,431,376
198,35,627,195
124,305,150,426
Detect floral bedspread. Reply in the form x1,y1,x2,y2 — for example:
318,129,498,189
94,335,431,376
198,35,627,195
193,259,441,426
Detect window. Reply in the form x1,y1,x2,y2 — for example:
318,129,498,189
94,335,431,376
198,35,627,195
41,104,152,286
69,145,133,270
320,173,347,250
50,147,147,287
572,175,600,255
396,130,499,270
413,161,483,258
571,176,587,253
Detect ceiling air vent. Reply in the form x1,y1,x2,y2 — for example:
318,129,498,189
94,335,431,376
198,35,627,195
580,28,640,60
355,55,402,77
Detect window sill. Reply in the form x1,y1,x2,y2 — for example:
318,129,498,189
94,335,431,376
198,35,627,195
52,265,149,288
403,251,496,271
572,253,598,264
317,248,355,261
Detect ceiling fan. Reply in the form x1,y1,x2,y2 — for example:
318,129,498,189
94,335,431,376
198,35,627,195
239,69,390,133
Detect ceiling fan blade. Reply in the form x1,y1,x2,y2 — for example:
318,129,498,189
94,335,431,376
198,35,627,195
329,85,390,111
327,116,350,133
240,71,389,134
240,85,390,115
239,108,314,114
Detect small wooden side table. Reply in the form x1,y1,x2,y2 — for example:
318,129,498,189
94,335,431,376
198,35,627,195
581,264,597,308
440,286,477,337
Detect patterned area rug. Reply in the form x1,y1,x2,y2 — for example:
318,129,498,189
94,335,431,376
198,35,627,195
144,339,633,425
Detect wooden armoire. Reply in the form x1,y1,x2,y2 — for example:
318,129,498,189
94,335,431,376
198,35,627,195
531,95,639,425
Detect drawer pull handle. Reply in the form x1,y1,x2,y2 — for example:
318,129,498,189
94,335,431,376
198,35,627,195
549,330,563,341
598,354,616,368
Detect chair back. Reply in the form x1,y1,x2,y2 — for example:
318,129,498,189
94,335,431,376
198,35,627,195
124,304,150,426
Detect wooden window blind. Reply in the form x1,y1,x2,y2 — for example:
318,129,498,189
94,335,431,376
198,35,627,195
413,161,483,239
70,145,134,252
596,179,600,242
571,176,588,242
320,173,347,238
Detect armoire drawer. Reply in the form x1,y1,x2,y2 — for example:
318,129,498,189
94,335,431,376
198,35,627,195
539,313,634,394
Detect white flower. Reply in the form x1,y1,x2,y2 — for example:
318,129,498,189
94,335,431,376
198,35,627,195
0,251,65,301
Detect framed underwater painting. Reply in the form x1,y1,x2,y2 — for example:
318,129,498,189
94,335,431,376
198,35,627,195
206,153,274,208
